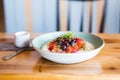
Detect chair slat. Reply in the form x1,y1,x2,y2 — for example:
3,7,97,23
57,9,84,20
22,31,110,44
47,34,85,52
59,0,68,31
98,0,105,33
25,0,32,32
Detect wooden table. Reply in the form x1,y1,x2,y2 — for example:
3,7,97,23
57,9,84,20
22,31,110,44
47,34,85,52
0,33,120,80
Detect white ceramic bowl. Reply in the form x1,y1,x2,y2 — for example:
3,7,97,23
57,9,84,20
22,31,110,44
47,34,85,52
32,32,105,64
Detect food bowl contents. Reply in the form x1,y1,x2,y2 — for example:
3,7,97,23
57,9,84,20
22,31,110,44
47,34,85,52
41,32,94,53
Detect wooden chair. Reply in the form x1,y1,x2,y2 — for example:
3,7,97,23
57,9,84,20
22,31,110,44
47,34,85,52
3,0,120,33
59,0,120,33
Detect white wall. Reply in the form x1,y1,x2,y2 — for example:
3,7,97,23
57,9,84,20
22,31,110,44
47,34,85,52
32,0,57,32
4,0,26,33
105,0,120,33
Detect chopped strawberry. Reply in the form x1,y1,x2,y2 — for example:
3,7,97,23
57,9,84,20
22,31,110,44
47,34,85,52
76,38,84,46
49,41,56,51
49,45,54,51
71,45,79,53
66,46,72,53
52,45,58,52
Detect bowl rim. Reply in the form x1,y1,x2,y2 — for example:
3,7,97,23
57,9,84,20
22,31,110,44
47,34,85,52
32,31,105,55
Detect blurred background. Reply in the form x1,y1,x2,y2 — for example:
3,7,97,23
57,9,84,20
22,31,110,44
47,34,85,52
0,0,120,33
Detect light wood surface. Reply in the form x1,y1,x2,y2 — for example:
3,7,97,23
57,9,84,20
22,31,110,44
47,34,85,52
25,0,33,32
59,0,68,31
0,0,5,32
0,33,120,80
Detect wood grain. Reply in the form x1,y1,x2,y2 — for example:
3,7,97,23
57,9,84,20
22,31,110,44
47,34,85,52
25,0,33,32
0,0,5,32
97,0,105,32
0,33,120,80
59,0,68,31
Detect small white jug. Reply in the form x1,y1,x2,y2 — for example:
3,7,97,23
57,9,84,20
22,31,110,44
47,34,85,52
14,31,30,48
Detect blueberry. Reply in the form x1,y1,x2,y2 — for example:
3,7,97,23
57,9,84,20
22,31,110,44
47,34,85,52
70,40,75,46
62,45,67,51
57,41,62,46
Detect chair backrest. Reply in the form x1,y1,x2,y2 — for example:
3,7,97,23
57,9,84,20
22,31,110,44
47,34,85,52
3,0,120,33
59,0,120,33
